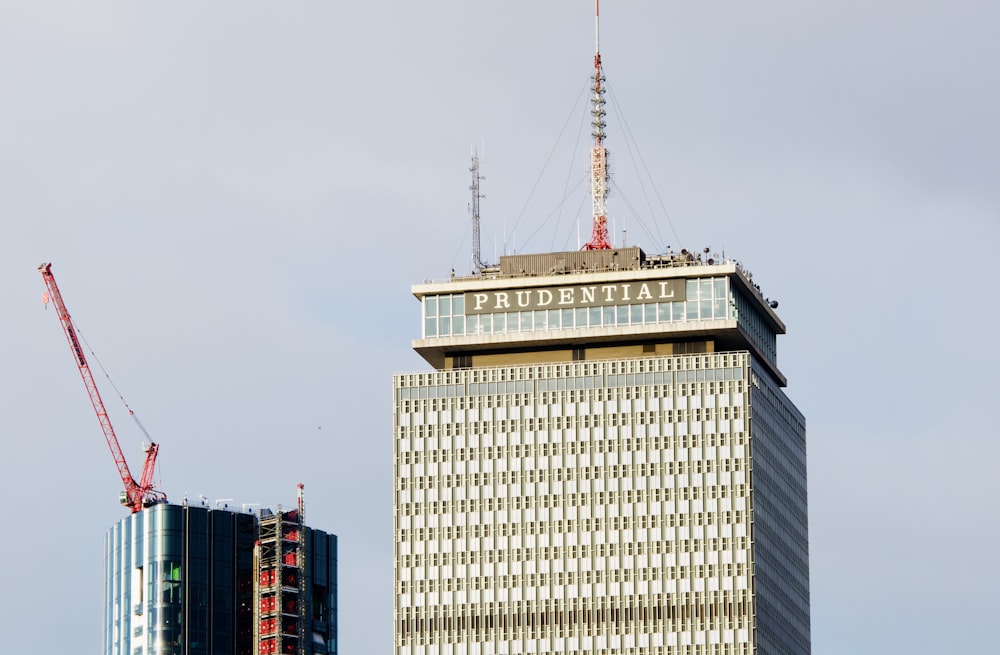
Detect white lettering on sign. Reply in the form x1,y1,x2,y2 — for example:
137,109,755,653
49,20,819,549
462,279,688,314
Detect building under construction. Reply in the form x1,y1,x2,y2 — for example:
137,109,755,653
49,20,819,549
103,488,338,655
37,263,340,655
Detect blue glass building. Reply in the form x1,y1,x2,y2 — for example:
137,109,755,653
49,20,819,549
104,502,337,655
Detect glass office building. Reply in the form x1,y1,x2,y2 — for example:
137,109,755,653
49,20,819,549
393,248,809,655
104,502,338,655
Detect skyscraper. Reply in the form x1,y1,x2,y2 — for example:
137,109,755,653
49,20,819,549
393,247,809,654
104,494,338,655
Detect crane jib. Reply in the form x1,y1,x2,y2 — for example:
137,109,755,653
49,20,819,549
38,262,166,513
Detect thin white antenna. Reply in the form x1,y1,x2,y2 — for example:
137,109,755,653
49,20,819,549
595,0,601,52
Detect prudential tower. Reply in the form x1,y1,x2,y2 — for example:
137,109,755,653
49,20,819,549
392,4,810,654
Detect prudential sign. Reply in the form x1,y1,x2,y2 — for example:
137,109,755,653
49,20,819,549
464,280,687,315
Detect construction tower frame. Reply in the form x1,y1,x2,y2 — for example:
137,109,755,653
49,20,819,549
254,485,308,655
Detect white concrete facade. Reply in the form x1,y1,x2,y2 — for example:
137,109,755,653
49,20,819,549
394,353,763,655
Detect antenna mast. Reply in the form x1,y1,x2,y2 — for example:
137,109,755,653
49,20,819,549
470,150,484,274
584,0,612,250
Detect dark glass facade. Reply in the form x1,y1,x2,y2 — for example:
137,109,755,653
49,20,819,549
749,363,810,654
304,529,339,655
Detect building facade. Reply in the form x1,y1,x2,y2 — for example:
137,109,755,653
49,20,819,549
393,248,809,655
104,501,338,655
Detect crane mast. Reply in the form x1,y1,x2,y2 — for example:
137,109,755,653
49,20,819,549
38,262,165,513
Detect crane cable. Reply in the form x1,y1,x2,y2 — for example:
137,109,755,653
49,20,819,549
69,315,154,444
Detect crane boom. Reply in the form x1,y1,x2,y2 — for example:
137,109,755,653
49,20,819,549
38,262,165,512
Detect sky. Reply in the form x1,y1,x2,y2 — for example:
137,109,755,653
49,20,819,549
1,1,997,653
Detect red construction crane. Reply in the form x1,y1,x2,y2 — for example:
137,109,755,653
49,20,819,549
38,262,166,513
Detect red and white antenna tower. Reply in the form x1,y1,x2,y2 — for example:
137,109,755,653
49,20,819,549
584,0,612,250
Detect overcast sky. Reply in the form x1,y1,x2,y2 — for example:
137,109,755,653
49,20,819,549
1,2,997,653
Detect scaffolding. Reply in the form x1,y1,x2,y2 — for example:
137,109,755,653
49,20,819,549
254,486,307,655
